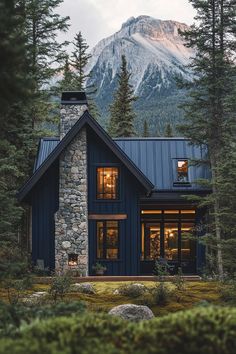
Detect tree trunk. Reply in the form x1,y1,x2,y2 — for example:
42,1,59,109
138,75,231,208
210,154,224,279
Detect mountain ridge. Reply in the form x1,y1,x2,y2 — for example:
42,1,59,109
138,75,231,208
86,15,194,134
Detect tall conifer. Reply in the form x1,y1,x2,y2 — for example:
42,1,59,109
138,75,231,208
109,55,137,137
178,0,236,277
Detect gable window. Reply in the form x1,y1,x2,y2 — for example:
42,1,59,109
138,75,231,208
97,221,119,259
97,167,119,199
177,160,189,182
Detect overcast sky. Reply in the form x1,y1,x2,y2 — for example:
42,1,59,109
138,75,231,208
58,0,196,49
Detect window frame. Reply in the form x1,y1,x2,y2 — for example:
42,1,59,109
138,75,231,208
173,159,191,186
96,220,120,260
96,165,120,201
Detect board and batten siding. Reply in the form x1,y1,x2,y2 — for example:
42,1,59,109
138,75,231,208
30,161,59,270
87,128,145,275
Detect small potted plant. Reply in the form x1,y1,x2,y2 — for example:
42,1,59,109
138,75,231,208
92,262,107,276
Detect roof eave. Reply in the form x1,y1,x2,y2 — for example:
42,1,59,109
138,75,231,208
17,110,154,202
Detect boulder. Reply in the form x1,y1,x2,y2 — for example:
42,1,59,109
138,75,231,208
113,283,146,296
108,304,154,321
71,282,96,294
22,291,48,305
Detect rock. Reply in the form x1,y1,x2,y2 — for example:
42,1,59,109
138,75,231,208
108,304,154,321
22,291,48,305
113,283,146,295
62,241,71,249
71,282,95,294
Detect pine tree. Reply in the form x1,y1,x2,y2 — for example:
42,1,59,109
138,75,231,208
23,0,70,128
70,32,99,119
0,0,32,245
143,120,149,137
164,123,173,137
178,0,236,277
71,31,91,90
109,55,137,137
58,55,75,91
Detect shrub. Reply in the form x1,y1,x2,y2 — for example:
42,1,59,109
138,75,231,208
0,307,236,354
116,283,146,298
172,267,186,291
220,281,236,304
49,273,72,302
151,283,171,305
0,300,86,338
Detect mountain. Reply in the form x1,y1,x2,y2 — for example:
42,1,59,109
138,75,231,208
86,16,194,135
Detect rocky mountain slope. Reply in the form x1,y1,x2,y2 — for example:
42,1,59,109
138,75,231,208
86,16,194,135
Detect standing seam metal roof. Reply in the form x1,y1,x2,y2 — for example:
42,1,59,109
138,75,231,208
35,137,210,191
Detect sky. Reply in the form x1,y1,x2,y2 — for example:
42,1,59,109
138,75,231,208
57,0,196,50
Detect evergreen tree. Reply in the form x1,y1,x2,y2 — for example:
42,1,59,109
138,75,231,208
178,0,236,277
143,120,149,137
0,0,32,245
23,0,70,128
70,32,99,119
71,32,91,90
164,123,173,137
58,55,75,91
109,55,137,137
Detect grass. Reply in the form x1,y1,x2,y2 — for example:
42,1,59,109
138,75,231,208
0,281,222,317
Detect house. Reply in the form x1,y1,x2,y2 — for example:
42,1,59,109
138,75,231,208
18,92,209,276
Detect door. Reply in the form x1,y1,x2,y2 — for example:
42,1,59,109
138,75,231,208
140,223,161,274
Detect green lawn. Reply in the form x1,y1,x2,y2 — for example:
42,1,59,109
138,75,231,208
0,280,223,317
33,280,221,316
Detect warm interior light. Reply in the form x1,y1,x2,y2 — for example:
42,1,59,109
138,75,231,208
141,210,162,214
68,254,78,266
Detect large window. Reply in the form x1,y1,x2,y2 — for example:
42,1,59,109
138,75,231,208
97,167,119,199
96,221,119,259
177,160,189,182
141,209,196,264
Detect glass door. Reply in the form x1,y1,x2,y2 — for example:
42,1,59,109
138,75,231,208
141,223,161,274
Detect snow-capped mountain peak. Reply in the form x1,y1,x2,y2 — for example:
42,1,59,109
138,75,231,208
86,16,194,133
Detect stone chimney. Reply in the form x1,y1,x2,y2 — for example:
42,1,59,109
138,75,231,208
55,91,89,275
60,91,88,139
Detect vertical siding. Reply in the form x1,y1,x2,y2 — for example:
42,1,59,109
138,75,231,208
31,161,59,270
87,129,144,275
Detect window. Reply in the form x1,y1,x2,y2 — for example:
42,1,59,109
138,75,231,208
96,221,119,259
97,167,119,199
177,160,189,182
164,223,178,260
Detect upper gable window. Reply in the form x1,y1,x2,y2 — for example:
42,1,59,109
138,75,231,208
177,160,189,182
97,167,119,199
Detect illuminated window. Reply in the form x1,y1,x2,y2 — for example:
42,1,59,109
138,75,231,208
141,223,161,260
97,167,119,199
164,223,178,260
141,210,162,214
97,221,119,259
181,223,195,260
177,160,189,182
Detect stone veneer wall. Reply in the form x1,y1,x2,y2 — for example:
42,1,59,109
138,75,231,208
55,104,88,274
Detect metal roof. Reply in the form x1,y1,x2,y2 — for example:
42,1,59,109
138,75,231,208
34,136,210,191
18,111,154,202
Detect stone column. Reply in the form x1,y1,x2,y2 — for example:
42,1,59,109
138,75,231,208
55,99,89,275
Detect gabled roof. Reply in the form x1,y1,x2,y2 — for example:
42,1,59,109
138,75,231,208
18,111,154,202
31,136,210,195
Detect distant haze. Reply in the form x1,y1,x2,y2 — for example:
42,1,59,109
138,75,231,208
57,0,196,50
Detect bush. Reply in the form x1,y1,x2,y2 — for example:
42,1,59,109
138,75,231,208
116,283,146,298
220,281,236,304
151,282,171,305
49,273,72,302
0,300,86,338
1,306,236,354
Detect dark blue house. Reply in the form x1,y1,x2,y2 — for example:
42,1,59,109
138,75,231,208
18,92,209,276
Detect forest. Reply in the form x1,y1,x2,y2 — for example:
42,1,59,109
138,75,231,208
0,0,236,353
